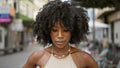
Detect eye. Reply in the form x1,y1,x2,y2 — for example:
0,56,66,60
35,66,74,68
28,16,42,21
51,28,58,32
63,29,70,32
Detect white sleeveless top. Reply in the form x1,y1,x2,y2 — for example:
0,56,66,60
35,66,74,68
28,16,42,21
44,54,77,68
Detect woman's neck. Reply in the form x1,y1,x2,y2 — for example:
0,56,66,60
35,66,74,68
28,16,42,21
52,44,70,56
53,45,69,53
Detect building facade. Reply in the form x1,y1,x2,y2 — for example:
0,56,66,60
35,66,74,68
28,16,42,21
0,0,48,54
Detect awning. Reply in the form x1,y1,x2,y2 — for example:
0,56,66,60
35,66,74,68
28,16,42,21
98,10,117,19
16,13,34,27
16,13,34,22
88,21,110,28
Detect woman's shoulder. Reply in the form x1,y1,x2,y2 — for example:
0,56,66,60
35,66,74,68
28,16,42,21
28,49,46,63
76,49,93,58
71,47,94,61
23,49,46,68
71,47,99,68
32,50,45,57
30,46,51,58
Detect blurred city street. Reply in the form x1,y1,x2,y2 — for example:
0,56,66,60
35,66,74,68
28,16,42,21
0,44,43,68
0,44,120,68
0,0,120,68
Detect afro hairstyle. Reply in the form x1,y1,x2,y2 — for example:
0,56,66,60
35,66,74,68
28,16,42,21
33,0,89,46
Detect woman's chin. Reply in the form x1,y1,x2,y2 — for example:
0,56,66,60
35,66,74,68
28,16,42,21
54,43,66,48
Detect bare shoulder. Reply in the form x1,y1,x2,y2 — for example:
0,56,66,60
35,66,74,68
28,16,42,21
30,49,45,62
23,49,45,68
71,47,99,68
78,50,93,59
78,50,99,68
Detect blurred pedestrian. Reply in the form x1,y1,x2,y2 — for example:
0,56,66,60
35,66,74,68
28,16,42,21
23,1,99,68
98,42,109,68
102,34,108,47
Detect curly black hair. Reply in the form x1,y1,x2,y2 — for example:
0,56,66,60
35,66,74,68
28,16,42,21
34,1,89,46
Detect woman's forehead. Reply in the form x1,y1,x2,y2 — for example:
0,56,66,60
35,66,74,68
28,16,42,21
51,20,72,30
52,21,65,27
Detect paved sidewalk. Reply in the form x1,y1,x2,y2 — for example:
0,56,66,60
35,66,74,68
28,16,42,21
0,44,44,68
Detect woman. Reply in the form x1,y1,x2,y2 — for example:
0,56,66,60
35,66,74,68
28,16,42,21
23,1,99,68
98,42,109,68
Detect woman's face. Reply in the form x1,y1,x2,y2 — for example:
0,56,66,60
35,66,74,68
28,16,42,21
50,22,71,48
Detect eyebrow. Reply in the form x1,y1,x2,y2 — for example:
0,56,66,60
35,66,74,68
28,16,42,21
52,25,57,28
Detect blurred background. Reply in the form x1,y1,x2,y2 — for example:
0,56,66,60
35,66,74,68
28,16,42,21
0,0,120,68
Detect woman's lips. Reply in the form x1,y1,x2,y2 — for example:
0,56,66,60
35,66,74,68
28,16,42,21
55,41,64,44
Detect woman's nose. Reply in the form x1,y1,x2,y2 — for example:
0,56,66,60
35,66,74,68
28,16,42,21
58,30,63,38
